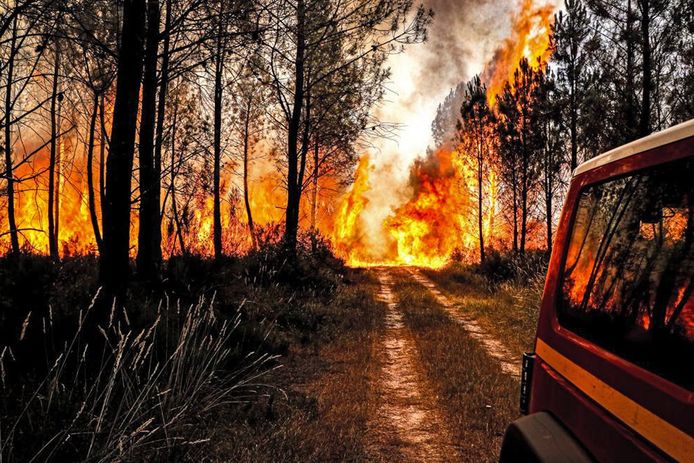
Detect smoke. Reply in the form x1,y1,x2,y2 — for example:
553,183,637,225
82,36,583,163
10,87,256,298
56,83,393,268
349,0,561,261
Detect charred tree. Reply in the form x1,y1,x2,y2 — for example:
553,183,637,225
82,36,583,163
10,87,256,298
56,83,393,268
99,0,146,300
136,0,162,282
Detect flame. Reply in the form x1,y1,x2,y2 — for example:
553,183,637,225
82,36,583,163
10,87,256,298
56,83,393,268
483,0,555,104
1,0,556,267
332,0,555,268
332,155,375,265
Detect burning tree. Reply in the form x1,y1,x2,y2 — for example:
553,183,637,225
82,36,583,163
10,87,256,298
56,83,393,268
457,76,497,264
255,0,431,257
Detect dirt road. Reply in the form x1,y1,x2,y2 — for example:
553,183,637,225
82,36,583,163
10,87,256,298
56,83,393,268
368,267,520,462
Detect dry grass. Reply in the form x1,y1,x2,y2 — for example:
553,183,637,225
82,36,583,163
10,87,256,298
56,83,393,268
0,294,275,462
0,251,386,462
214,271,386,462
392,272,519,463
421,264,544,354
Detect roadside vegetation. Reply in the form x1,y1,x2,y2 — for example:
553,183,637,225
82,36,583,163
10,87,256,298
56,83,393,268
392,269,519,463
423,250,549,354
0,239,385,462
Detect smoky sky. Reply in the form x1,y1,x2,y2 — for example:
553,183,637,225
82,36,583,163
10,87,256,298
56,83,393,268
414,0,516,97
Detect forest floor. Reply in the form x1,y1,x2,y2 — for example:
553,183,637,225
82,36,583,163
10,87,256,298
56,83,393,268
221,263,543,463
0,251,544,462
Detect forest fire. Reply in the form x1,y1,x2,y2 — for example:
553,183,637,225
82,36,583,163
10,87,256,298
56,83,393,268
0,0,555,267
331,0,556,268
483,0,555,103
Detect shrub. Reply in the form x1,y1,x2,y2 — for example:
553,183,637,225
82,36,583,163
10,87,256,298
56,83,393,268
472,249,549,286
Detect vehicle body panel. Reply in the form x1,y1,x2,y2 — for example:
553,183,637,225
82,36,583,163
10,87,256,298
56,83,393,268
528,125,694,462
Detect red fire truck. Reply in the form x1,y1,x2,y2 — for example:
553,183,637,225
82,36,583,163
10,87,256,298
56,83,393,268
500,120,694,462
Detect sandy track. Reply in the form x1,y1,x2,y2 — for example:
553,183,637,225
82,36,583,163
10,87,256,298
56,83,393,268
407,268,521,377
368,268,459,462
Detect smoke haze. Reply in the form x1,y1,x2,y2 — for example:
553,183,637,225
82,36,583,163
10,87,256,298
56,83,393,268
358,0,557,257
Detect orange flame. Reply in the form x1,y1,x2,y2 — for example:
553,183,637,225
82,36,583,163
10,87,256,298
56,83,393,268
332,0,555,268
483,0,554,104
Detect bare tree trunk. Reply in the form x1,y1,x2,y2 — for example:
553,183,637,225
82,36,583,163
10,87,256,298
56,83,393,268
154,0,171,226
169,100,186,256
3,17,19,255
639,0,651,137
511,167,518,253
87,91,103,253
99,0,146,300
99,93,106,215
212,13,226,261
48,44,60,260
310,138,318,253
242,101,255,248
569,54,578,170
136,0,161,281
520,160,528,256
476,136,485,264
545,144,553,254
284,0,306,257
625,0,638,140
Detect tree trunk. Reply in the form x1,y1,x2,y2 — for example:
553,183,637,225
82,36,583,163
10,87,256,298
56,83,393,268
569,53,578,170
639,0,651,137
625,0,638,141
520,170,528,256
154,0,171,225
242,101,255,248
284,0,306,257
212,14,225,261
310,138,318,253
3,17,19,255
136,0,161,282
169,103,186,256
99,93,106,215
99,0,146,300
545,144,553,254
48,44,60,260
477,138,485,264
511,166,518,253
87,91,103,253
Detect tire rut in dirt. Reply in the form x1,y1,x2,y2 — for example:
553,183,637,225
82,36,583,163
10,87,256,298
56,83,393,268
367,268,460,462
407,267,521,377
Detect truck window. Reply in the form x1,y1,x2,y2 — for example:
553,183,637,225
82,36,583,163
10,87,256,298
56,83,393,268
559,157,693,390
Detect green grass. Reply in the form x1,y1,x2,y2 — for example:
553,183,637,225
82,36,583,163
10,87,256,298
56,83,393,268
392,271,519,463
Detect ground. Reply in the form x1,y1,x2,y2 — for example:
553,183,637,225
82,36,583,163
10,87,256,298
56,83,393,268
219,264,542,463
0,253,543,462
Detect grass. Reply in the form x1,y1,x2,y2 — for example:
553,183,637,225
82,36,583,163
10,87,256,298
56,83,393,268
214,271,386,462
421,255,547,354
392,271,519,462
0,247,386,462
1,295,275,462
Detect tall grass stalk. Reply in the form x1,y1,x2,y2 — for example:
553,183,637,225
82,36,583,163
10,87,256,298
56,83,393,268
0,292,277,462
